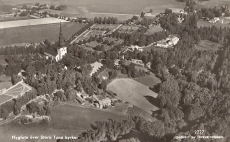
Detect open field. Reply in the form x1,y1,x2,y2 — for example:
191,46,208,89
107,78,158,114
0,18,68,29
0,122,79,142
2,0,185,15
134,74,161,88
51,104,127,130
195,40,222,51
0,75,12,90
0,81,31,98
0,16,34,22
196,0,230,9
0,22,86,46
145,26,163,35
197,20,230,28
0,94,12,104
0,56,7,65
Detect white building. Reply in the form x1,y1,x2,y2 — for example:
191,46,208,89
126,45,144,52
45,23,67,62
131,59,145,67
156,35,179,48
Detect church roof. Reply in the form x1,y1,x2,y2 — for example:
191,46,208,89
44,48,57,57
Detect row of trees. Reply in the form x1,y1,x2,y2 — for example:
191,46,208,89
94,17,119,24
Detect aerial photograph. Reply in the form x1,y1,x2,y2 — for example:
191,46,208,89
0,0,229,142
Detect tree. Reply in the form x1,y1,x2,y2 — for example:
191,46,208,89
1,108,9,119
100,80,107,91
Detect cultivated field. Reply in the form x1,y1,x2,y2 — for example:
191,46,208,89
0,18,68,29
134,74,161,88
196,0,230,9
2,0,184,15
0,22,86,46
107,78,158,114
51,104,127,130
195,40,222,51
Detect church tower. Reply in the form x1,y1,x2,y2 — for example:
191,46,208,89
56,22,67,61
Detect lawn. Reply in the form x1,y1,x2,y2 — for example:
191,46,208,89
195,40,222,51
134,74,161,88
51,104,127,130
0,22,86,46
107,78,159,114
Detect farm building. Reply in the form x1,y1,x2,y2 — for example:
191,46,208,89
44,23,67,62
144,12,158,18
93,95,112,109
169,8,187,15
156,35,179,48
125,45,144,52
131,59,145,67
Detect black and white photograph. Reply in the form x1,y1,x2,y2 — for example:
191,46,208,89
0,0,229,142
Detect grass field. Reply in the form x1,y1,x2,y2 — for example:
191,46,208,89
0,18,68,29
0,16,34,22
0,94,12,104
107,78,158,114
195,40,222,51
0,22,86,46
51,104,127,130
134,74,161,88
2,0,184,15
0,122,79,142
0,56,7,65
0,75,12,90
145,26,163,35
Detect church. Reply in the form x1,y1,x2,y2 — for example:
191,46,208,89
44,23,67,62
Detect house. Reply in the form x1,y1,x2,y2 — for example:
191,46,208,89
126,45,144,52
146,62,152,69
144,12,157,18
131,59,145,67
169,8,187,15
44,22,67,62
209,17,220,23
94,96,112,109
156,35,179,48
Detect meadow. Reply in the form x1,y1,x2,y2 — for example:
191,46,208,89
0,22,86,46
51,104,127,130
107,78,159,114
